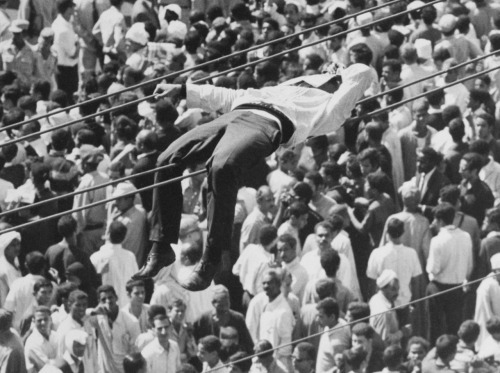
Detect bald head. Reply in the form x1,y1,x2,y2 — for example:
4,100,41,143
136,129,158,153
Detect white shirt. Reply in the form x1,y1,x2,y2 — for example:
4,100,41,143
232,243,272,295
0,254,20,307
369,291,402,343
186,63,374,147
121,303,149,333
267,169,296,204
202,360,230,373
0,178,14,212
426,225,473,284
51,14,78,66
90,243,139,308
475,276,500,349
480,157,500,205
316,319,351,373
389,105,412,132
141,338,181,373
282,258,309,303
92,6,125,61
4,273,44,330
25,328,57,372
246,293,295,361
366,242,422,305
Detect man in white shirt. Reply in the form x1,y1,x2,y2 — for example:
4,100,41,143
134,63,375,290
246,269,295,368
89,285,141,373
0,231,21,306
51,0,79,103
90,221,139,308
92,0,126,64
25,306,57,372
198,335,228,373
277,234,308,303
122,279,149,333
366,217,423,304
239,186,274,252
470,140,500,206
141,314,181,373
315,297,350,373
39,329,88,373
4,251,45,330
233,225,276,304
267,150,297,204
426,203,473,344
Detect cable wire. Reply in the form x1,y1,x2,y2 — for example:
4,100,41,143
2,55,498,219
0,0,444,145
0,0,417,133
0,169,207,236
205,272,497,372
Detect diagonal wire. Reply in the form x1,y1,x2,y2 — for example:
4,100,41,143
205,272,497,372
0,163,176,219
0,0,416,134
0,169,207,236
0,0,444,147
2,57,499,219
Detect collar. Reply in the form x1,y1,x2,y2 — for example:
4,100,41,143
153,337,170,352
441,225,457,231
137,150,157,159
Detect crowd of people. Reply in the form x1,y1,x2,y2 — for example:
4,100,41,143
2,0,500,372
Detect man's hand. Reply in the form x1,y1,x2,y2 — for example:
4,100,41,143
154,83,182,99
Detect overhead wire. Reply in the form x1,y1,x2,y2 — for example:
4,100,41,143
0,0,416,134
0,0,445,146
206,272,498,372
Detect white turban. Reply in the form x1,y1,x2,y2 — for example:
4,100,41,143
377,269,398,289
491,253,500,270
65,329,88,356
0,231,21,257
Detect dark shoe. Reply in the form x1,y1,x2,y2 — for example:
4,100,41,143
133,250,176,279
179,259,219,291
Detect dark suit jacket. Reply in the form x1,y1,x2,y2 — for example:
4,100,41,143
417,169,450,220
131,152,158,212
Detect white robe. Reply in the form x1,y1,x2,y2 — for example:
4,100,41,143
475,275,500,349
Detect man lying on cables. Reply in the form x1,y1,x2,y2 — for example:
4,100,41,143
133,62,375,291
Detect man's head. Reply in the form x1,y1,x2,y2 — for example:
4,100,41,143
407,336,430,362
383,345,404,370
320,249,341,278
483,207,500,234
68,290,88,322
486,317,500,342
97,285,119,314
307,136,329,168
292,342,316,373
256,186,275,214
432,202,456,229
262,269,282,301
459,152,483,182
153,314,172,345
33,306,51,338
382,59,402,84
412,99,429,128
33,279,53,306
168,298,187,326
400,184,420,211
277,234,297,264
358,148,380,176
315,221,334,251
365,172,387,199
57,215,78,246
458,320,480,346
126,279,145,306
377,270,399,303
386,217,404,243
254,340,275,368
351,323,374,352
136,129,158,154
417,147,440,174
474,111,495,140
316,297,340,328
288,202,308,229
108,221,127,245
113,182,137,213
211,285,230,316
346,302,370,324
435,335,459,363
198,335,222,366
278,150,297,173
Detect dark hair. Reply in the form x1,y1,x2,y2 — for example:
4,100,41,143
448,118,465,143
486,207,500,226
50,90,69,108
366,172,387,193
255,61,280,83
57,215,77,238
407,336,430,354
68,289,88,306
33,278,53,293
305,171,323,188
200,335,222,353
293,182,313,202
315,278,336,300
426,89,445,107
347,302,370,322
388,29,405,47
288,201,309,218
462,152,485,172
344,348,368,370
433,203,456,225
486,316,500,335
148,304,167,322
442,105,461,125
97,284,117,298
435,335,458,360
383,59,402,74
228,352,252,372
474,110,495,128
352,322,374,339
123,353,146,373
316,297,340,319
387,218,404,239
114,115,138,142
421,5,437,24
320,250,341,277
349,43,373,65
458,320,480,344
258,225,277,246
17,95,36,113
295,342,316,361
109,221,127,244
419,147,441,168
125,279,145,294
25,251,46,274
439,185,461,206
469,139,491,157
358,148,380,169
383,345,404,369
2,84,21,106
33,81,51,100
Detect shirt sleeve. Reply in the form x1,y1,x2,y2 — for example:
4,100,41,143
426,238,440,281
186,84,247,114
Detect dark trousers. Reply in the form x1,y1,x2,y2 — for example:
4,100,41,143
426,281,464,344
56,65,78,104
149,110,282,262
